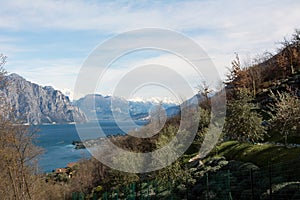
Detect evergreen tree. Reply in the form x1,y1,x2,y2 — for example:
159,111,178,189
223,89,266,143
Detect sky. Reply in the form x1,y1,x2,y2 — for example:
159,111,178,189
1,0,300,102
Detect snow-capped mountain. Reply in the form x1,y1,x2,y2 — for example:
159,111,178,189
73,94,178,121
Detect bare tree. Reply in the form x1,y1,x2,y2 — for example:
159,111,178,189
247,65,263,96
278,29,300,75
268,91,300,146
196,81,212,110
0,55,43,199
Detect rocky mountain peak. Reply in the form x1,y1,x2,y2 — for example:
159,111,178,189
0,73,87,124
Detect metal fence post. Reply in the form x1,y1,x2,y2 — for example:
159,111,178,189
206,173,209,200
268,162,272,200
92,192,98,200
169,178,173,200
147,180,150,200
228,170,233,200
72,192,77,200
250,168,254,200
102,191,108,200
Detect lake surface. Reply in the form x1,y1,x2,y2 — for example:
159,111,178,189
35,121,147,172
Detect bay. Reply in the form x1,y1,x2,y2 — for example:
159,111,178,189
35,121,147,172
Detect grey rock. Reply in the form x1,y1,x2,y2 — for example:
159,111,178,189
0,73,87,124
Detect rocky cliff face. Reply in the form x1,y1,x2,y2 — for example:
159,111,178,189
0,73,87,124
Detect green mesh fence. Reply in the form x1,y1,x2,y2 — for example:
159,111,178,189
72,159,300,200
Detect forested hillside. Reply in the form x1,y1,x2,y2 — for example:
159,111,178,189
1,29,300,199
40,30,300,199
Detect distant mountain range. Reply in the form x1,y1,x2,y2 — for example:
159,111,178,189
73,94,179,121
0,73,186,124
0,73,87,124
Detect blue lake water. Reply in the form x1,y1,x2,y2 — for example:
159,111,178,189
35,121,147,172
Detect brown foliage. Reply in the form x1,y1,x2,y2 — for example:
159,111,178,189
225,29,300,98
0,55,58,200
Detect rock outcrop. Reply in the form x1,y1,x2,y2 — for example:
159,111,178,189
0,73,87,124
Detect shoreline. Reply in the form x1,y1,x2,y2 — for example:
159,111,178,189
72,137,107,149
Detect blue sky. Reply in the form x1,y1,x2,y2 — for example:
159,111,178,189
1,0,300,101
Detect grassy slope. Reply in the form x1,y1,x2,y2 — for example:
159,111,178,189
208,70,300,170
212,141,300,167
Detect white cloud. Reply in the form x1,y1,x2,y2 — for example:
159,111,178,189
1,0,300,100
1,0,299,35
7,57,81,92
90,50,214,102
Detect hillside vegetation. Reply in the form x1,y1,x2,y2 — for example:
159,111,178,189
56,29,300,199
1,29,300,199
